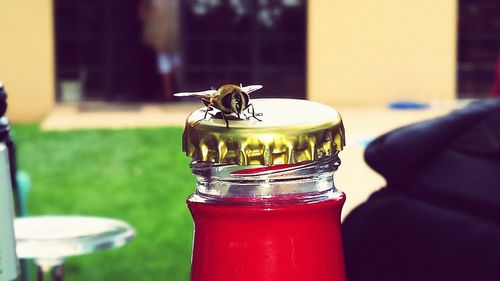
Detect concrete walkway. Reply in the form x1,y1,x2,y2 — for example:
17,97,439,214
42,102,201,131
41,100,463,219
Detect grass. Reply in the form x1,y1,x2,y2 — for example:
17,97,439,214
12,124,195,281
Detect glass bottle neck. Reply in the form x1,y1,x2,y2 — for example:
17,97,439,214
190,153,342,204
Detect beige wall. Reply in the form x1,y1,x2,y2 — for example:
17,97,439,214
0,1,457,121
0,0,55,123
308,1,457,105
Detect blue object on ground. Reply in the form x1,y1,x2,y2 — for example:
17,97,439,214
388,101,430,110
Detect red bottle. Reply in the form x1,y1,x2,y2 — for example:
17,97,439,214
182,98,346,281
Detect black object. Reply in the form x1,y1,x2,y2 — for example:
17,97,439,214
0,83,7,116
0,84,10,144
342,98,500,281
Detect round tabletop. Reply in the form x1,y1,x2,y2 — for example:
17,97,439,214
15,216,135,260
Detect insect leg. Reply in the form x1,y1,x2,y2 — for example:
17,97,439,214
247,103,262,121
203,106,211,119
203,102,217,119
221,113,230,128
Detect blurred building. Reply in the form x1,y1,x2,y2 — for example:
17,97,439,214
0,0,497,122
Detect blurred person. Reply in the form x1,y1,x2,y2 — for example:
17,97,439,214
138,0,181,101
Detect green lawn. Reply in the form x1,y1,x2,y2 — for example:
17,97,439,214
12,124,195,281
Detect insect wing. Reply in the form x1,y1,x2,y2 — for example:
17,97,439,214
240,85,263,94
174,89,217,97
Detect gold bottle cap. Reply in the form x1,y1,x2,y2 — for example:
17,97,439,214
182,98,345,166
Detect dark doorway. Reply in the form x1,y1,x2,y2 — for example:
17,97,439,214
180,1,307,99
54,0,307,102
55,0,164,102
457,0,500,98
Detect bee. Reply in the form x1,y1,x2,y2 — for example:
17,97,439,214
174,84,263,128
